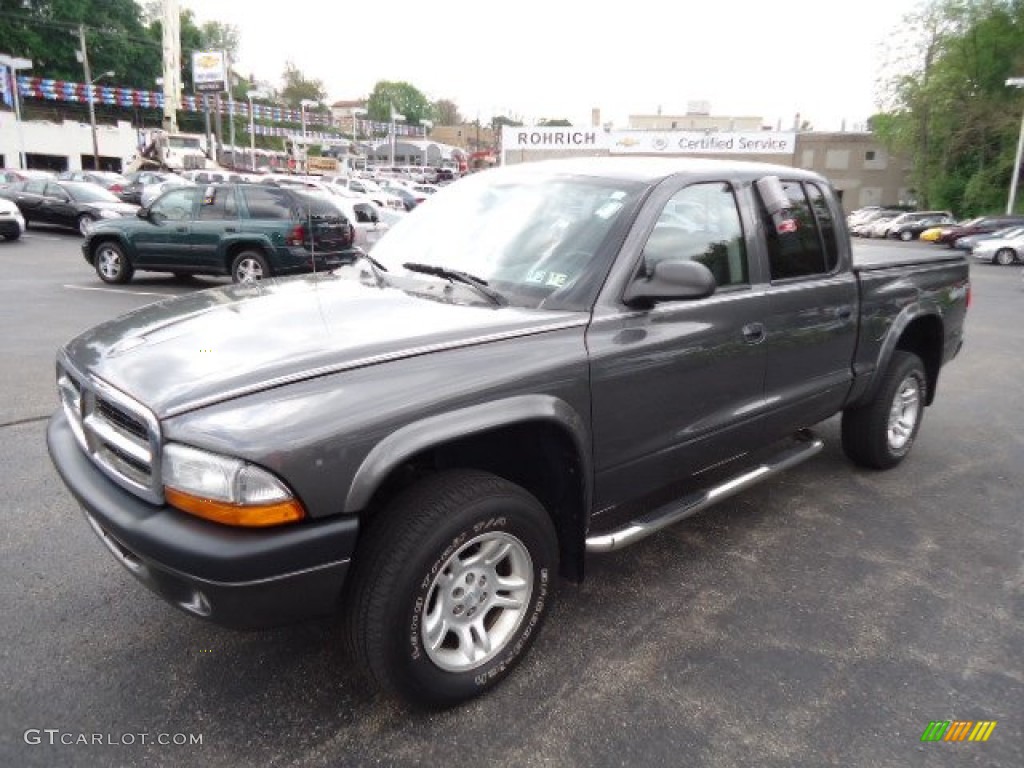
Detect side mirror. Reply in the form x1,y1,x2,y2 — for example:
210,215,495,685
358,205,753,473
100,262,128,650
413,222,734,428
624,259,716,307
136,207,149,220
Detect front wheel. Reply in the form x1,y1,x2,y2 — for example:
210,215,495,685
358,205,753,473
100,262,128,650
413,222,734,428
994,248,1016,266
345,470,558,708
93,241,133,284
841,350,927,469
900,230,914,242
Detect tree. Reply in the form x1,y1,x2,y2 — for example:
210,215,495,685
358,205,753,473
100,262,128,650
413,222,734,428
537,118,573,126
433,98,462,126
875,0,1024,214
0,0,159,89
280,61,326,108
199,21,240,62
366,80,432,125
491,115,523,131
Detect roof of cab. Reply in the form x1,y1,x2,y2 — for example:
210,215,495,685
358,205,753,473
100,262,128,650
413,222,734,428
492,156,825,185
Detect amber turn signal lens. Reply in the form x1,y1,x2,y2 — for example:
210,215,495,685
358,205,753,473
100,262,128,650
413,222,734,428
165,487,306,527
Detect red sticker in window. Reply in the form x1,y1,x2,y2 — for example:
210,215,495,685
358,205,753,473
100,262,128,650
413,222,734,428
777,218,798,234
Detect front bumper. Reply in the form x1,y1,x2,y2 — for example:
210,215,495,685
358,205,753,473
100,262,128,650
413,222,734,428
47,410,359,629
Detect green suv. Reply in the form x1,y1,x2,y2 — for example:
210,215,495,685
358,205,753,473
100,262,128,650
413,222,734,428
81,184,356,284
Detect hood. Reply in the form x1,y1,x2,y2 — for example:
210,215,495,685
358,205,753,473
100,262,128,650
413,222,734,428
86,201,138,215
63,273,584,418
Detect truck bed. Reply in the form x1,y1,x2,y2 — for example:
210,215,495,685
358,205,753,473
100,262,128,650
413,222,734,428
852,247,965,271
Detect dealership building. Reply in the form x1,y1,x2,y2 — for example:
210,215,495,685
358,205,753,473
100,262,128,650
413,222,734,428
500,125,914,211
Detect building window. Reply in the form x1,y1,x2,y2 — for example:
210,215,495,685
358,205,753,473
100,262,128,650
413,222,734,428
865,150,876,161
671,121,678,129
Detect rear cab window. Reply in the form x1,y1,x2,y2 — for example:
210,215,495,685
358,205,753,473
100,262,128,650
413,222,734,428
758,180,840,281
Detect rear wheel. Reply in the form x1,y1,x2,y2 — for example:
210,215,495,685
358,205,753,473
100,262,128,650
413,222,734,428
841,351,926,469
900,230,914,242
994,248,1016,266
344,470,558,708
231,250,270,283
93,241,133,284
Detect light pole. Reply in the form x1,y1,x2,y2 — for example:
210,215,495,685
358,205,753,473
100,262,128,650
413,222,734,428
1006,77,1024,215
420,119,433,166
0,54,32,169
300,98,319,138
351,107,366,173
247,89,268,172
86,70,114,171
389,105,406,167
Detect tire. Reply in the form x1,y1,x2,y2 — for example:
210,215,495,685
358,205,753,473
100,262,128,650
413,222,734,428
77,214,96,237
2,231,20,241
900,230,914,242
841,350,927,470
93,240,133,284
230,250,270,283
344,469,558,708
994,248,1016,266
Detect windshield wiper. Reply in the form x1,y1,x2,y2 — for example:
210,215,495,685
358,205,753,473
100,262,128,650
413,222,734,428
402,262,507,306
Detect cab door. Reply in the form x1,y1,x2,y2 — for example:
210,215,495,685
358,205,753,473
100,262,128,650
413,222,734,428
756,179,858,441
131,186,198,268
13,180,48,224
588,179,769,510
189,186,239,272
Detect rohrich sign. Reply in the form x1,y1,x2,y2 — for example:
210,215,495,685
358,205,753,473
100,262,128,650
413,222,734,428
501,126,795,156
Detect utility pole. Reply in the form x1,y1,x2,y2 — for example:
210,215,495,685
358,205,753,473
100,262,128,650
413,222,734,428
79,24,100,170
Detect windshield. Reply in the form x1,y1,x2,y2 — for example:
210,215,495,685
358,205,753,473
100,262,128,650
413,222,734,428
359,179,383,193
66,183,120,203
371,168,644,309
169,136,202,149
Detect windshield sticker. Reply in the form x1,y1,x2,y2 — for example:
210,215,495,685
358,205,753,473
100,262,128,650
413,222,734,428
526,270,548,284
594,201,624,220
546,272,568,287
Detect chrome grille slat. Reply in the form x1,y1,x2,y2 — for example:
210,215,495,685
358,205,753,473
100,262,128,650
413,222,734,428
57,355,164,504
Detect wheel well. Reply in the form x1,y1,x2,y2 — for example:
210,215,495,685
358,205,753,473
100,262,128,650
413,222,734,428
224,242,268,273
87,235,120,263
362,421,587,583
895,315,943,405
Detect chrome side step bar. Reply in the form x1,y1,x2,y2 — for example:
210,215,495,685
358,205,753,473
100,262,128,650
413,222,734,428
585,433,824,554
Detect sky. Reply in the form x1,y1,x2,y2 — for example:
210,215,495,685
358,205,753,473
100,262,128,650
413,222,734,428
180,0,923,130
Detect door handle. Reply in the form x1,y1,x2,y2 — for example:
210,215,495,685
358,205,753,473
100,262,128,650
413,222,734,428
224,226,237,233
836,306,853,321
174,226,188,232
742,323,766,344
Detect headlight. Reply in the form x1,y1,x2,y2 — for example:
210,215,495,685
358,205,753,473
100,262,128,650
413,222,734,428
162,443,306,527
98,209,121,219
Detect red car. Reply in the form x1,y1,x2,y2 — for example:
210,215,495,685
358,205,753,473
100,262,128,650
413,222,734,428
937,215,1024,246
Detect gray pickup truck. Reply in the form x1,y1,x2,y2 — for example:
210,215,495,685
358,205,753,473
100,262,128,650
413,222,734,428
48,158,969,708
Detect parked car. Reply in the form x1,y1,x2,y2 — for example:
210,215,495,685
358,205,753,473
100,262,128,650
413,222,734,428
936,215,1024,246
328,196,391,251
885,211,956,241
376,178,427,210
326,176,405,211
139,175,194,208
0,197,26,240
81,183,356,284
970,230,1024,264
953,225,1024,251
120,171,174,205
58,170,130,197
48,158,969,708
0,179,138,235
866,214,902,238
849,209,902,237
919,225,950,242
0,168,54,188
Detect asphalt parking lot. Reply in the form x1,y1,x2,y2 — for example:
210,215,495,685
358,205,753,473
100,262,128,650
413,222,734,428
1,230,1021,768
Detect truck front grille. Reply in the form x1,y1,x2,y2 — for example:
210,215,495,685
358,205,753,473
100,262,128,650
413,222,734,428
58,358,163,504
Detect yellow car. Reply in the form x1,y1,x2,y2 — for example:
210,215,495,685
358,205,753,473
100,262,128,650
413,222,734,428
919,226,949,242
